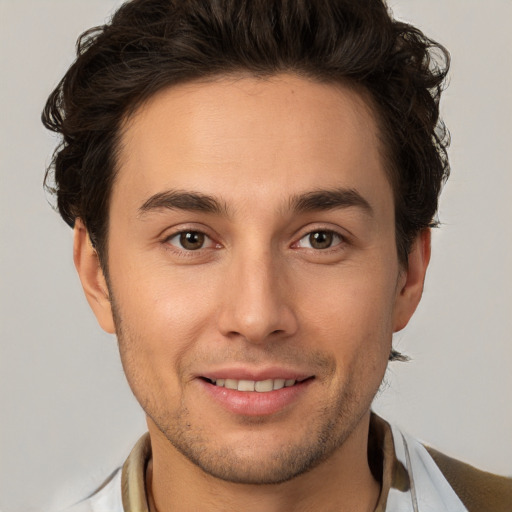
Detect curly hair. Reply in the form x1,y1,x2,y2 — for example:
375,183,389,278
42,0,450,330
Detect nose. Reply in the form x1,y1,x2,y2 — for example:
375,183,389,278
217,249,299,344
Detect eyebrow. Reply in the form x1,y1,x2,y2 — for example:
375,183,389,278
289,188,373,216
138,187,372,218
138,190,229,217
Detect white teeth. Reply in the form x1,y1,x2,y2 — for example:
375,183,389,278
237,380,255,392
273,379,285,390
212,378,297,392
255,379,273,392
224,379,238,390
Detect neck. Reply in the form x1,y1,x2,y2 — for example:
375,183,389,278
147,412,381,512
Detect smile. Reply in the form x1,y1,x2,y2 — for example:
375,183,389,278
206,378,298,392
199,375,314,416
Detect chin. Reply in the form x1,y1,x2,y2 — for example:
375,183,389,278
174,440,332,485
157,410,358,485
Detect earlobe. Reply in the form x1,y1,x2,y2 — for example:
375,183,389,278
393,229,431,332
73,219,116,334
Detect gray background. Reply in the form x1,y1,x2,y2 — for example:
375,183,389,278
1,0,511,510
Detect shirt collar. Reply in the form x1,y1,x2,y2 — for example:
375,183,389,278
121,431,151,512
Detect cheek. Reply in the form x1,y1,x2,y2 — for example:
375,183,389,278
111,263,219,382
115,257,217,325
297,265,397,364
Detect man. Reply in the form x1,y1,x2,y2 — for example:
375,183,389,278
42,0,512,511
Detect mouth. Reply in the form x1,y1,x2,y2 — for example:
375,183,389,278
198,373,315,416
200,377,312,392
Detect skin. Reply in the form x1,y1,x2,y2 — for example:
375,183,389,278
74,74,430,512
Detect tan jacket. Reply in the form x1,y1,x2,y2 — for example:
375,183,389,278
426,446,512,512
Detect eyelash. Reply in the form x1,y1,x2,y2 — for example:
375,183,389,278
163,227,346,255
164,230,219,254
294,230,345,251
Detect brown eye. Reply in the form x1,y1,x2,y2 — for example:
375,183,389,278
309,231,333,249
168,231,207,250
297,230,342,250
180,231,205,250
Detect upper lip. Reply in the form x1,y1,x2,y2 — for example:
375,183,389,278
197,367,313,382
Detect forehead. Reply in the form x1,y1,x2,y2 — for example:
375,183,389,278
114,74,391,215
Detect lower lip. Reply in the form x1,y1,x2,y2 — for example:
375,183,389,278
199,379,312,416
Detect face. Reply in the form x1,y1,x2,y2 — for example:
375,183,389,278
76,74,428,484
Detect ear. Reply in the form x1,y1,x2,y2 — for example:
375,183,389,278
393,229,431,332
73,219,116,334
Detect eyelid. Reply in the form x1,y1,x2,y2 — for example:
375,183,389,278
295,229,344,250
161,225,222,252
291,225,348,248
166,231,214,249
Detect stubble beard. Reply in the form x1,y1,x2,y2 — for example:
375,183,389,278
149,384,371,485
109,292,381,486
